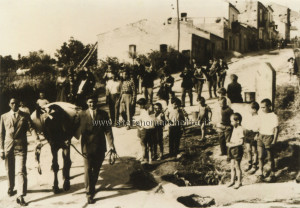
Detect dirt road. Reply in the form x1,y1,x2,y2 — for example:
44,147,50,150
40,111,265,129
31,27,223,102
0,48,299,208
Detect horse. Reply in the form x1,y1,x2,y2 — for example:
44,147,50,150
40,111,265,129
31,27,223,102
31,102,81,193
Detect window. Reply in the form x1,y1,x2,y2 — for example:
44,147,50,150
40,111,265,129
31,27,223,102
260,9,263,23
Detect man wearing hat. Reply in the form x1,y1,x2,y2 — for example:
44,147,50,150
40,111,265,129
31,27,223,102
78,94,116,204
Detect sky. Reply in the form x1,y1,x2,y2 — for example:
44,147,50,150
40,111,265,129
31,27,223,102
0,0,299,59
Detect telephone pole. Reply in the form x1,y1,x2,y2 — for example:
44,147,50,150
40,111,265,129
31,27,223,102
177,0,180,51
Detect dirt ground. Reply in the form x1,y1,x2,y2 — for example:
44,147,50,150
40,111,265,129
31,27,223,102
0,48,299,208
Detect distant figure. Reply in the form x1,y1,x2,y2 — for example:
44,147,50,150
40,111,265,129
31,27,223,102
135,58,145,94
180,67,194,107
227,113,244,190
197,96,212,141
56,70,69,102
158,71,174,104
153,102,165,160
227,74,243,103
76,67,96,108
205,59,219,99
106,73,121,125
102,64,114,83
193,64,206,100
218,58,228,88
217,88,231,107
141,63,156,104
287,57,295,81
36,91,49,107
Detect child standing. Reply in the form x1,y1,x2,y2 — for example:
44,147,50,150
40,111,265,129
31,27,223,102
243,102,260,174
136,98,155,163
153,103,166,160
227,113,244,189
197,96,212,140
166,98,185,157
36,91,49,107
256,99,279,183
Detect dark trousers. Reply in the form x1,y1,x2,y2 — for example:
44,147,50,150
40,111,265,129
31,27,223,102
5,150,27,197
138,128,155,160
218,125,232,155
154,127,164,157
217,74,226,88
108,93,120,124
181,88,193,106
207,80,217,98
120,94,132,125
169,126,182,156
143,87,153,104
84,152,105,197
195,80,204,99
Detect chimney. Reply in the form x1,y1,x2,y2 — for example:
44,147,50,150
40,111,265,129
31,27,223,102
181,13,187,21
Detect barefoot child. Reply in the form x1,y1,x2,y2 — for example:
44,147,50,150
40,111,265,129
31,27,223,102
227,113,244,189
243,102,260,174
197,96,212,140
153,103,166,160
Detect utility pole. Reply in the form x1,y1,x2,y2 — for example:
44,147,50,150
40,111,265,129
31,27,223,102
177,0,180,51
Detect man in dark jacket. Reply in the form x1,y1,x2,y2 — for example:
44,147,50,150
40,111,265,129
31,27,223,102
141,63,156,104
180,67,194,107
79,94,115,204
227,74,243,103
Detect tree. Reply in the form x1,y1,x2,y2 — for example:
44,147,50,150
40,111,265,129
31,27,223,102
55,37,97,69
0,55,17,72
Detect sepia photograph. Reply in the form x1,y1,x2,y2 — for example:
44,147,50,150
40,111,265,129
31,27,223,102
0,0,300,207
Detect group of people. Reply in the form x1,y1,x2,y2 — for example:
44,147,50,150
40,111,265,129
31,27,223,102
0,56,280,206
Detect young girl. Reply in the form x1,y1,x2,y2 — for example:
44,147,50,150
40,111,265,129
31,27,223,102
227,113,244,189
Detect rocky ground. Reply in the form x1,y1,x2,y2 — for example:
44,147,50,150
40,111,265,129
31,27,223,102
0,48,299,208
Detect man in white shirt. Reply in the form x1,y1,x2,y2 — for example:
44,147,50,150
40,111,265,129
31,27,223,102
106,74,121,125
257,99,279,183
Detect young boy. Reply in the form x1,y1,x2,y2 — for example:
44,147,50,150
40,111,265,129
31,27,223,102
36,91,49,107
153,103,166,160
197,96,212,140
166,98,185,157
227,113,244,189
136,98,155,163
217,87,231,107
257,99,279,182
216,97,234,156
243,102,260,174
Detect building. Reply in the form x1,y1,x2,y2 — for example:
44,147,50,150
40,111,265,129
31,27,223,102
269,3,291,41
192,2,241,52
234,1,271,49
97,18,224,65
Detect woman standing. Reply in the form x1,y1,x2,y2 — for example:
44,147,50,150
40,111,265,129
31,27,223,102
56,70,70,102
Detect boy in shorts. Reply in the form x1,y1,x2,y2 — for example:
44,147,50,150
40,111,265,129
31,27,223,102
197,96,212,140
243,102,260,174
227,113,244,189
257,99,279,182
153,103,166,160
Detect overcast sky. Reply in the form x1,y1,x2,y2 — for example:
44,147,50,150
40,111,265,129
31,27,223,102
0,0,299,58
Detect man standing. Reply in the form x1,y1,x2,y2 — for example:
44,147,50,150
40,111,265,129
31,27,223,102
79,94,115,204
120,70,136,129
0,98,40,206
141,62,156,104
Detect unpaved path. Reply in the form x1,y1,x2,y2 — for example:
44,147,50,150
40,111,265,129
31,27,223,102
0,48,299,208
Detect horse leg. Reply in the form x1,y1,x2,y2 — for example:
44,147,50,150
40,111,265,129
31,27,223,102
62,144,71,191
51,146,60,194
